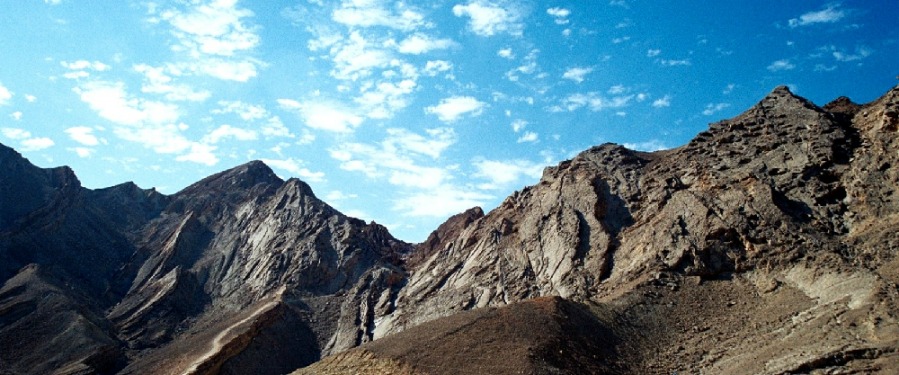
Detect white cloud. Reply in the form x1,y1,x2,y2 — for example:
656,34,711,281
385,127,457,159
212,100,268,121
453,1,524,37
332,0,427,31
767,59,795,72
558,92,633,112
354,77,418,119
652,95,671,108
133,64,211,102
204,124,257,144
0,82,11,105
65,126,101,146
330,31,393,81
326,190,358,201
622,140,669,152
2,128,55,152
1,128,30,140
608,85,627,95
646,49,661,57
393,185,492,217
425,96,486,122
278,98,363,133
261,116,294,138
397,33,456,54
473,158,543,190
73,81,180,126
261,157,325,182
723,83,736,94
789,5,845,28
517,131,538,143
10,112,22,121
61,60,110,72
511,119,527,132
21,137,55,152
562,66,593,83
546,7,570,24
833,46,872,62
660,59,690,66
73,147,94,158
424,60,453,76
44,0,62,4
152,0,261,81
25,95,36,103
497,48,515,59
175,143,218,166
702,102,731,116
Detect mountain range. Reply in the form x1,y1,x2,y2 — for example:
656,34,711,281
2,84,898,374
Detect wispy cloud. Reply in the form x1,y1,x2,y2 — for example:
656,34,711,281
652,95,671,108
473,158,543,190
426,96,486,122
278,98,363,133
562,66,593,83
1,127,55,152
497,48,515,59
133,64,211,102
150,0,262,82
646,49,661,57
833,46,872,62
203,124,257,144
0,82,11,106
789,4,846,28
331,0,427,31
64,126,101,146
424,60,453,76
767,59,795,72
555,92,634,112
660,59,690,66
261,157,325,182
453,0,524,37
622,140,668,152
517,131,538,143
702,102,731,116
546,7,570,25
396,33,456,54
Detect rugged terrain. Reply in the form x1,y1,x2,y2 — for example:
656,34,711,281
2,84,899,374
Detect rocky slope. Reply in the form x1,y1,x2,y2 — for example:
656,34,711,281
0,146,410,374
2,84,899,374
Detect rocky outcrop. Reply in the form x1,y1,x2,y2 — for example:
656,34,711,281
2,84,899,374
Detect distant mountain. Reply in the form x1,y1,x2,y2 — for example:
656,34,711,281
2,84,898,374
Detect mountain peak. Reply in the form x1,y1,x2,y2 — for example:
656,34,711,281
177,160,282,196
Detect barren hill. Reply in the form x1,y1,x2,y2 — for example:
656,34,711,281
2,84,899,374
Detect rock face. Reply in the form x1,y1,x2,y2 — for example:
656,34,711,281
0,145,410,374
2,85,899,374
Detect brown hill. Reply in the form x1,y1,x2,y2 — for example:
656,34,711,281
2,84,899,374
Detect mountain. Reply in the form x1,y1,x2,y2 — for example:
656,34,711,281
2,84,899,374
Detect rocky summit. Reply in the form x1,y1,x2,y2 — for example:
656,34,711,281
2,85,899,374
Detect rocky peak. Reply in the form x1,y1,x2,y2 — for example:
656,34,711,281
177,160,282,197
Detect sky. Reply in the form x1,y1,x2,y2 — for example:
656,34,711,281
0,0,896,242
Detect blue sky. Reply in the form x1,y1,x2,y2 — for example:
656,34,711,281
0,0,896,242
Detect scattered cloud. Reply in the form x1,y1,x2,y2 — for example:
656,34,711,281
393,185,492,217
278,98,363,133
652,95,671,108
646,49,661,57
424,60,453,76
562,66,593,83
73,80,180,126
397,33,456,54
833,46,872,62
767,59,795,72
261,157,325,182
151,0,262,82
546,7,570,25
1,127,55,152
385,127,457,159
702,102,731,116
453,0,524,37
555,92,634,112
213,100,268,121
511,119,527,132
61,60,110,79
622,140,668,152
133,64,211,102
497,48,515,59
331,0,427,31
660,59,691,66
425,96,486,122
517,131,538,143
473,158,543,190
64,126,101,146
326,190,358,201
723,83,736,94
0,82,11,105
329,31,393,81
789,4,846,28
203,124,257,144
